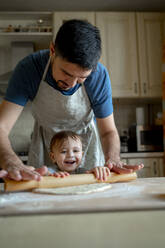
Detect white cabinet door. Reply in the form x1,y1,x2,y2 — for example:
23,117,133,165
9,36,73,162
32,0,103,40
127,158,160,178
137,12,165,97
96,12,139,97
53,12,95,39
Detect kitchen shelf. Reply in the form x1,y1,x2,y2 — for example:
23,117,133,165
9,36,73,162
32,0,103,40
0,32,52,36
0,11,53,85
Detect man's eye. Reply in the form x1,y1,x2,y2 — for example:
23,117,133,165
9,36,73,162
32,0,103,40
78,78,86,84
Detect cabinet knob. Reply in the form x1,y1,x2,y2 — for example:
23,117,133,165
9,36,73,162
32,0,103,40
134,82,138,94
143,82,147,94
153,161,157,175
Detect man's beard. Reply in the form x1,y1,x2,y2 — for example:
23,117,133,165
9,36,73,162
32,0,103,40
57,80,70,90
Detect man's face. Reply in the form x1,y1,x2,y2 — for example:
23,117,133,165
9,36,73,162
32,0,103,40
51,55,92,90
50,137,83,172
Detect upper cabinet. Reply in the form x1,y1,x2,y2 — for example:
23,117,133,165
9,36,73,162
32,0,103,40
137,12,165,98
96,12,139,98
0,11,164,98
96,12,165,98
53,12,95,39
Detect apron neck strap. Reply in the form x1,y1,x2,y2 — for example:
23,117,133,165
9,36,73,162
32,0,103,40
42,56,51,81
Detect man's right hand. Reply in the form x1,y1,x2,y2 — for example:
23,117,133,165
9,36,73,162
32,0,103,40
0,169,8,178
0,157,48,181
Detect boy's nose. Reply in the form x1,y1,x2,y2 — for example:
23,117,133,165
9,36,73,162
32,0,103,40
67,150,74,157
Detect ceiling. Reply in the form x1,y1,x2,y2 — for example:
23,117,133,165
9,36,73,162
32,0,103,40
0,0,165,12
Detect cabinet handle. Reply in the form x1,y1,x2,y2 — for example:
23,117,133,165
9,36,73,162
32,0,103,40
143,82,147,95
134,82,138,94
153,161,157,175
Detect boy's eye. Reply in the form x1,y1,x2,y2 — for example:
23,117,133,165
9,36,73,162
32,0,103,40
61,150,66,154
74,150,80,153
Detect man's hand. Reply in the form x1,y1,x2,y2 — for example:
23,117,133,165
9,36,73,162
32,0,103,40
0,158,49,181
105,159,144,174
0,169,8,178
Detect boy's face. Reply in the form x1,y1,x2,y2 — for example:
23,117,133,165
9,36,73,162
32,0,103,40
50,137,83,172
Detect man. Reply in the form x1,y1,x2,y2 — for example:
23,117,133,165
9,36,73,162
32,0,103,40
0,19,143,181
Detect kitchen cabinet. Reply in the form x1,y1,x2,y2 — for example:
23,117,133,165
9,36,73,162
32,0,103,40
0,12,53,84
96,12,165,98
52,12,95,39
96,12,139,98
137,12,165,98
127,158,160,178
121,152,164,178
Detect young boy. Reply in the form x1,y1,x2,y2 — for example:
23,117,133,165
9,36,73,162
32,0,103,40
49,131,111,181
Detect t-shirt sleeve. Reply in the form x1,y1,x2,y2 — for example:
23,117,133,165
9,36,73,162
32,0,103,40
5,62,30,106
4,56,41,106
85,64,113,118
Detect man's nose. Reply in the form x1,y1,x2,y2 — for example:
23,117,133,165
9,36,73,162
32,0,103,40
68,78,78,87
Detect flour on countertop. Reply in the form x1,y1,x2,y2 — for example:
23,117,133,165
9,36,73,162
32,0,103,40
0,181,145,206
1,178,165,215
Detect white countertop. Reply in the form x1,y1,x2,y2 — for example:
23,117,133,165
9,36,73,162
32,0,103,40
1,177,165,216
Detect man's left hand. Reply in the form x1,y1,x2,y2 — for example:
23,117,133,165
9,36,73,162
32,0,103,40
105,159,144,174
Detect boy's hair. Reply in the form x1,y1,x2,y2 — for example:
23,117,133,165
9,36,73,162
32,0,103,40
54,19,101,70
50,131,82,152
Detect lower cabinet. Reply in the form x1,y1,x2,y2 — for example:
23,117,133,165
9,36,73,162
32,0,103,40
121,156,164,178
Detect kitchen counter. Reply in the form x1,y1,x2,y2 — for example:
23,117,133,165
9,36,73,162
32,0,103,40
121,151,164,158
0,177,165,215
0,177,165,248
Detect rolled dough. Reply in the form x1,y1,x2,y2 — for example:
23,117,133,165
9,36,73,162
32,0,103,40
33,183,112,195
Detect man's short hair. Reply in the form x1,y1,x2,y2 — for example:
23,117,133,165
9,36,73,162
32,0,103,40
54,19,101,70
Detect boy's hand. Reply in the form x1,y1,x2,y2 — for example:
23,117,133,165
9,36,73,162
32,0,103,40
53,171,70,178
86,166,111,181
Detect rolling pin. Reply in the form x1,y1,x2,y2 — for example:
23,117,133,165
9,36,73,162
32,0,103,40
4,172,137,192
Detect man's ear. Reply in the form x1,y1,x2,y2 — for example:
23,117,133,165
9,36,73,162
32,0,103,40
49,151,56,163
49,41,55,56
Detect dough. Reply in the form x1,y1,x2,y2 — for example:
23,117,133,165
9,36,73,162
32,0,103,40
33,183,112,195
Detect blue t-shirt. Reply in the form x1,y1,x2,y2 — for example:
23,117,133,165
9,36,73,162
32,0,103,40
5,50,113,118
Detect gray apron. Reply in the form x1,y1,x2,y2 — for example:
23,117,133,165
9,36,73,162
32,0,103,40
28,57,104,170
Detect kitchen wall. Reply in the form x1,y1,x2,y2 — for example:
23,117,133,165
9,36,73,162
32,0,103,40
113,98,162,136
0,93,34,153
9,102,34,153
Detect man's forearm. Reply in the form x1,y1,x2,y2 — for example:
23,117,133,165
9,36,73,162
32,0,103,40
100,129,121,163
0,128,22,169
